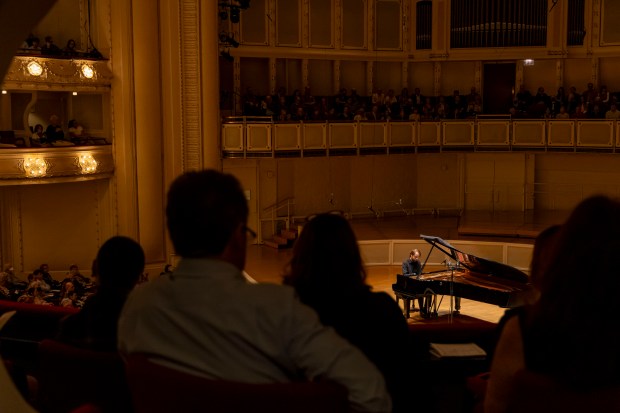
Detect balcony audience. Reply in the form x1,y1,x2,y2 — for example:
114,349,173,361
56,236,145,351
118,170,392,413
45,115,74,147
284,212,411,413
484,196,620,413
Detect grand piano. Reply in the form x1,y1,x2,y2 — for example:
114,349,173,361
393,235,533,318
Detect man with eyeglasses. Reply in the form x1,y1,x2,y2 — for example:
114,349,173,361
118,170,391,413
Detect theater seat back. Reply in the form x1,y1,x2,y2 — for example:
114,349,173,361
126,353,348,413
37,339,131,413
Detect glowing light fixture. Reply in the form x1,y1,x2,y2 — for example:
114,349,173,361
78,154,98,174
72,91,78,96
26,61,43,76
22,157,47,177
81,64,94,79
1,90,6,95
523,59,535,66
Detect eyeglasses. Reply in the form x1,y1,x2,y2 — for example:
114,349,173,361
244,226,257,240
305,210,344,222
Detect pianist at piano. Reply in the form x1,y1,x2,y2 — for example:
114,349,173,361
393,236,533,319
401,249,421,276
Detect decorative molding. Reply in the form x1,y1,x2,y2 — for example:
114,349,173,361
433,61,441,97
0,147,113,183
302,0,309,48
334,0,342,49
556,59,564,90
402,0,409,52
2,57,112,91
180,0,203,171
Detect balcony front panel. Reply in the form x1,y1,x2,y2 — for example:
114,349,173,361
388,122,415,146
548,121,575,146
0,146,113,185
576,120,614,147
222,124,244,151
274,123,301,150
443,121,474,146
418,122,440,146
303,123,327,149
477,121,510,146
329,123,357,148
512,121,545,146
247,124,272,151
359,122,387,147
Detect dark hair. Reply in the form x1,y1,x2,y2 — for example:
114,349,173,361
284,213,367,309
96,236,145,291
529,224,561,288
68,119,76,128
166,170,248,257
528,196,620,388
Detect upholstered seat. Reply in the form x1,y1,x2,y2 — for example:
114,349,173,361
126,353,349,413
37,339,131,413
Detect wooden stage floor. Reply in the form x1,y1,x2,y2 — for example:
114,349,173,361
246,211,565,324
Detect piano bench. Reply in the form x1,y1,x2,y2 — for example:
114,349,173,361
394,292,418,319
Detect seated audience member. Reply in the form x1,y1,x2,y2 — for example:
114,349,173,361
605,103,620,120
63,39,78,56
39,263,59,289
64,264,90,292
29,269,51,292
0,264,24,289
41,36,61,55
60,290,79,308
555,105,570,119
283,213,410,413
45,115,74,146
56,236,145,351
485,196,620,413
67,119,91,144
118,170,391,413
30,124,45,146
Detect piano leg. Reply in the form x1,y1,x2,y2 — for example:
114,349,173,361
454,297,461,315
404,298,411,319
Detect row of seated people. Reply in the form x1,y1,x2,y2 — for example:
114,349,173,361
4,171,620,412
0,263,94,308
17,34,103,59
241,83,620,121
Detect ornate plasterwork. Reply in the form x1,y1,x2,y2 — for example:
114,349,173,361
0,147,113,182
2,56,112,90
180,0,202,171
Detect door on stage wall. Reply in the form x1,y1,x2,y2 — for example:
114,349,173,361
483,63,516,114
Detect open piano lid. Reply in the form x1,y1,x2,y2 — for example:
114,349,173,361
420,234,529,284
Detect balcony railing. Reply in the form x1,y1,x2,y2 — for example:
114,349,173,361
222,118,620,158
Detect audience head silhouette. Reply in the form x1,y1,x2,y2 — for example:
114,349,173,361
95,236,145,293
166,170,249,267
531,195,620,387
529,224,561,290
285,213,367,308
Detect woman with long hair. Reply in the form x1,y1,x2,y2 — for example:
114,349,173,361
284,213,410,412
485,196,620,412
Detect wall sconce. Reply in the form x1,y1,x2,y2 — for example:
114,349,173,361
77,154,98,174
26,60,44,76
1,90,6,95
523,59,535,66
81,64,95,79
21,157,48,177
72,91,78,96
